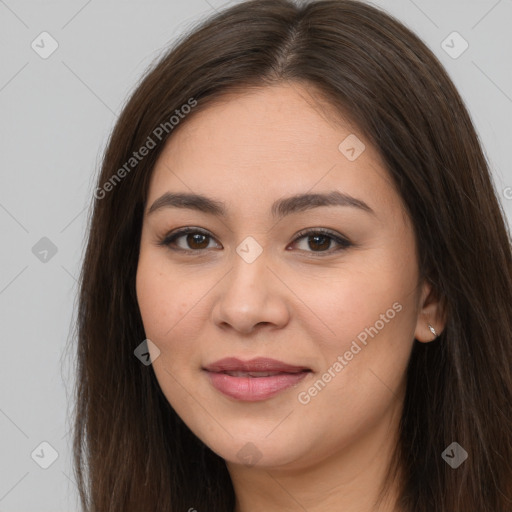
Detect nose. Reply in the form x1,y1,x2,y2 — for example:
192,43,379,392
211,249,291,335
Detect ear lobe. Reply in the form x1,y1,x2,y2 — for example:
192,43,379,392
414,280,447,343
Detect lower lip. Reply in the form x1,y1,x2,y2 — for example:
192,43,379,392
204,370,310,401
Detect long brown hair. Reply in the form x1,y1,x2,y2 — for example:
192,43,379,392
72,1,512,510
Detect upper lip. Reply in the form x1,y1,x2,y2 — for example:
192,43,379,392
203,357,311,373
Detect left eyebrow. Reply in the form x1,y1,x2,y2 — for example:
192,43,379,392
146,190,376,218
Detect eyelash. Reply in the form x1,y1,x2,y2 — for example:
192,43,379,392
156,227,352,257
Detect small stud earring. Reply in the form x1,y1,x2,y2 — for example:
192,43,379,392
428,323,438,338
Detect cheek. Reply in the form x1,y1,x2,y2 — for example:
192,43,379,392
299,247,419,402
136,252,196,345
293,282,415,449
136,263,167,337
136,261,212,439
305,260,416,349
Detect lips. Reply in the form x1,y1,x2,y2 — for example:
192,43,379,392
222,371,293,377
203,357,312,401
203,357,311,374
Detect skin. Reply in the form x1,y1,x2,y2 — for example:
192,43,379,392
136,83,445,512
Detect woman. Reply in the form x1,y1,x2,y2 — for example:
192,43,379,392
73,0,512,510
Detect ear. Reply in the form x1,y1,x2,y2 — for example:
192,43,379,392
414,279,447,343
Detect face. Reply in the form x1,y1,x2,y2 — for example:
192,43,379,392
136,84,436,475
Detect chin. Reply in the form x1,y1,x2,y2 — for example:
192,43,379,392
200,434,306,470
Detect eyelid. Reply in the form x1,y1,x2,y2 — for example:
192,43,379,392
291,227,351,247
157,226,352,255
157,226,221,253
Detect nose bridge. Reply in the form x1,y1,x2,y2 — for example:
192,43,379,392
227,238,270,303
212,238,290,333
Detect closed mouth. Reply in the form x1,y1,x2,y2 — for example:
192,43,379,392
217,370,311,377
203,356,312,374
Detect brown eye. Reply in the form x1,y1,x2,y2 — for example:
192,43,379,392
159,228,221,252
305,234,331,251
185,233,210,249
159,227,351,256
290,229,352,254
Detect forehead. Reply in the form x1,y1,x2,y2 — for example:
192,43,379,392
147,84,400,218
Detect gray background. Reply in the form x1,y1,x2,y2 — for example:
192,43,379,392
0,0,511,510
